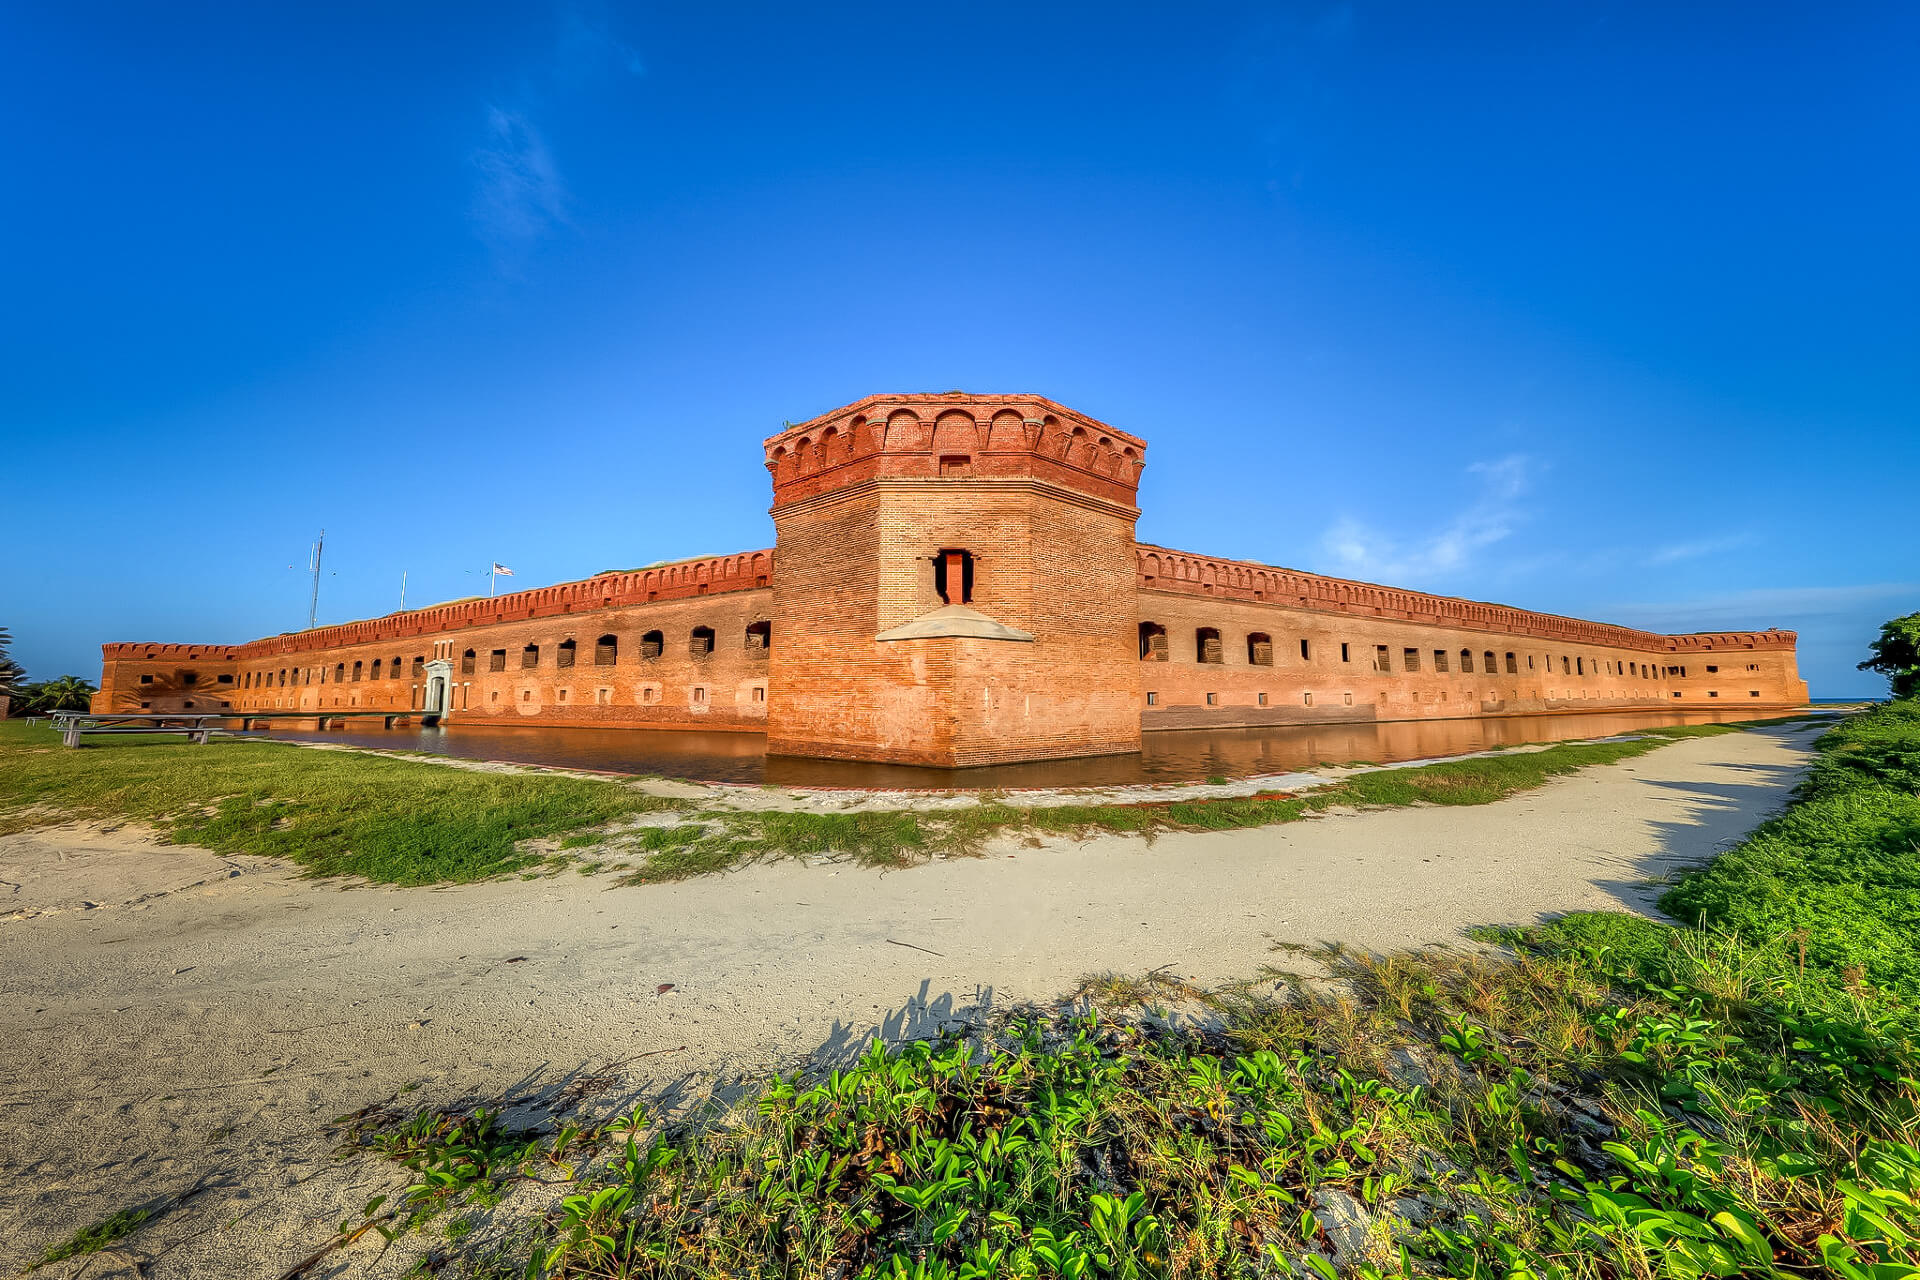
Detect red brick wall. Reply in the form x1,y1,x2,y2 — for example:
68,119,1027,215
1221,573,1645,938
1131,546,1808,726
93,644,242,713
213,590,775,729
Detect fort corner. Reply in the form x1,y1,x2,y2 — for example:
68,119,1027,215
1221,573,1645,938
92,392,1809,765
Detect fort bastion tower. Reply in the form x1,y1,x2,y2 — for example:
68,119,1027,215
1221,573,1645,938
762,394,1148,766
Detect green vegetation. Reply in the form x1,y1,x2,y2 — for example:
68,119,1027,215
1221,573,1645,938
1860,611,1920,698
322,706,1920,1278
0,717,1790,887
1661,699,1920,995
34,1205,154,1267
8,672,98,714
0,625,25,702
0,720,675,883
614,723,1754,883
0,628,100,713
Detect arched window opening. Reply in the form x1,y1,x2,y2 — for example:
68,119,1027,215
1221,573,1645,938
334,663,345,683
1196,627,1224,665
557,639,577,669
521,644,540,669
640,630,664,660
1138,622,1168,661
745,621,772,653
489,649,506,672
594,634,618,666
1504,652,1518,674
932,549,974,604
690,626,715,658
371,659,382,680
388,657,401,680
461,649,476,674
1247,632,1274,666
351,661,363,682
412,656,426,678
1460,649,1474,674
1485,651,1497,676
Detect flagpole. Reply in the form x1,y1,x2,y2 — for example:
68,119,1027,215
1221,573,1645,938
307,529,325,630
490,565,496,598
400,571,407,610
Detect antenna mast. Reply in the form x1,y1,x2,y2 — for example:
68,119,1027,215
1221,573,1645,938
307,529,325,629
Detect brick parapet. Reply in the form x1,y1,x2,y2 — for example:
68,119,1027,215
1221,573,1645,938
1136,544,1797,655
101,551,775,664
763,394,1145,512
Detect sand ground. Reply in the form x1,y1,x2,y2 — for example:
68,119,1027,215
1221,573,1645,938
0,722,1821,1277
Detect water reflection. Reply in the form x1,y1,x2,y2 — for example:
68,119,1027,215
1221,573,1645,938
256,707,1803,790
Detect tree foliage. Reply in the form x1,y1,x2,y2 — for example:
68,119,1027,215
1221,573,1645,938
20,674,98,713
1860,610,1920,699
0,626,24,699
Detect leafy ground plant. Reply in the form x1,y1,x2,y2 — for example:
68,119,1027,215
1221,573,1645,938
298,705,1920,1277
34,1205,153,1267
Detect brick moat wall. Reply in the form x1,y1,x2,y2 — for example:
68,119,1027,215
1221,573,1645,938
91,392,1809,761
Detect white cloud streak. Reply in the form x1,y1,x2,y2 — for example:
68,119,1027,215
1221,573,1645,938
1647,533,1755,565
1319,454,1537,583
1603,583,1920,631
471,107,568,248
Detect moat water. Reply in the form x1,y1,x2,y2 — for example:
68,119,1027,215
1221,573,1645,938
253,707,1808,790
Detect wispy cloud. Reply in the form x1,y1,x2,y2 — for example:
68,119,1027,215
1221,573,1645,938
1319,454,1538,583
1603,583,1920,631
471,107,568,249
1647,533,1755,565
466,5,642,258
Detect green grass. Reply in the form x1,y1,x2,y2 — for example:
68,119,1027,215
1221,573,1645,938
0,720,678,884
0,717,1798,887
34,1206,153,1266
1661,700,1920,995
617,722,1757,882
309,704,1918,1279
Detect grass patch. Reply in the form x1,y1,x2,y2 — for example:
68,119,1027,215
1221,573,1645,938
1661,699,1920,995
618,722,1762,882
0,720,679,884
34,1206,153,1266
0,716,1804,888
316,704,1918,1279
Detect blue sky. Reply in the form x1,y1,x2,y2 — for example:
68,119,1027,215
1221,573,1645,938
3,2,1914,696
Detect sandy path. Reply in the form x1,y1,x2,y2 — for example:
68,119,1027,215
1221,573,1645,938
0,722,1820,1276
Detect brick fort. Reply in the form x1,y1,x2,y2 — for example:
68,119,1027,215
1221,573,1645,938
93,393,1809,766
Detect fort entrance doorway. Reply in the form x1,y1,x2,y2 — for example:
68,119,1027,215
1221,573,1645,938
424,658,453,718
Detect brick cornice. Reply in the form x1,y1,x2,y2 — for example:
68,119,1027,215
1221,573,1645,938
770,476,1141,524
1134,544,1798,653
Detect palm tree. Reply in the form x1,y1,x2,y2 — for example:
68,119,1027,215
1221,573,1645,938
26,675,97,713
0,627,25,706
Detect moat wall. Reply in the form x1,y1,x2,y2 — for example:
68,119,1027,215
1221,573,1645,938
91,393,1810,761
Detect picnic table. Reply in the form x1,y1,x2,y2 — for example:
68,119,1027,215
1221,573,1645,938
52,711,231,747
